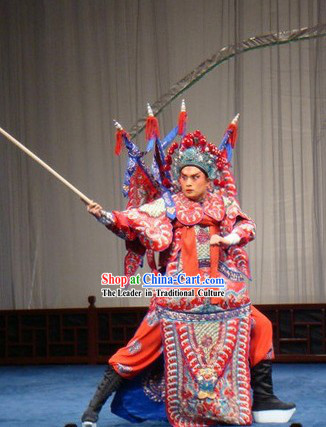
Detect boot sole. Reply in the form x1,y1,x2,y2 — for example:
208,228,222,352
253,407,296,423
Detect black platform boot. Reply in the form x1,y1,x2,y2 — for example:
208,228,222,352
251,360,296,423
81,365,123,427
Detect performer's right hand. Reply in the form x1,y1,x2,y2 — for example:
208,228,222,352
86,201,103,219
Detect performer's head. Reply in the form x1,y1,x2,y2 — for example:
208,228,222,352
166,130,226,197
162,130,232,201
179,165,210,201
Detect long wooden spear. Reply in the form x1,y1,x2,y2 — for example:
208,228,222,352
0,126,93,205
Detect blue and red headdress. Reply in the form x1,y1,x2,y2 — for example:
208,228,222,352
113,101,240,206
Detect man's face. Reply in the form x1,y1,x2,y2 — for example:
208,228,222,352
179,166,210,201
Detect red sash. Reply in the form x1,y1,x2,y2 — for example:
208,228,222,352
174,214,220,279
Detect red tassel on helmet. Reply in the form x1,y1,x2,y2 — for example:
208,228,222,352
228,122,238,148
178,111,188,135
178,99,187,136
113,119,128,156
115,129,124,155
145,115,160,141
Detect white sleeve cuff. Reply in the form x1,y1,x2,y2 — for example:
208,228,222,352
224,232,241,245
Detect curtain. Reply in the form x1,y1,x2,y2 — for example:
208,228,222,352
0,0,325,308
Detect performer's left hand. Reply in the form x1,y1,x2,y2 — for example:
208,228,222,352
210,234,230,247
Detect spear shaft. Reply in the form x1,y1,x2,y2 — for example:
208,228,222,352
0,126,93,205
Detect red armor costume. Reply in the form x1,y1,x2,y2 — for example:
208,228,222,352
81,107,295,426
107,190,273,379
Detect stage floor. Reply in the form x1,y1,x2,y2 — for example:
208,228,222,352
0,364,325,427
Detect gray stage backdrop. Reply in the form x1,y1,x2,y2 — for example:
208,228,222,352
0,0,325,309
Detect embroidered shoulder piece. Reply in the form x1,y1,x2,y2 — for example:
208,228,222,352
223,195,250,221
203,191,225,222
138,197,166,218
